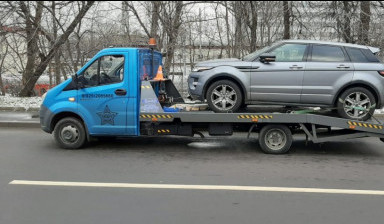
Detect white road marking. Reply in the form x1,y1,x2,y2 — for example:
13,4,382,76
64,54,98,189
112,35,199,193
9,180,384,196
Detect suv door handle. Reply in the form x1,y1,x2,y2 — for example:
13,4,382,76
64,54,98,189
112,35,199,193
115,89,127,96
337,64,350,69
289,65,303,69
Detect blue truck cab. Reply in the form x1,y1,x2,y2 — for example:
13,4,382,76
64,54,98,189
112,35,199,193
40,47,162,148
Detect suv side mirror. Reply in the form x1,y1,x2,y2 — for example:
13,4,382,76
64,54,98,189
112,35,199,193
259,53,276,63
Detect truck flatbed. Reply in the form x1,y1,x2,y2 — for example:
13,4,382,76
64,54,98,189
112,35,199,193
138,80,384,153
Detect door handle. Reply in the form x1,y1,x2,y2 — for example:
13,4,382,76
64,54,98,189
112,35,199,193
337,64,350,69
115,89,127,96
289,65,303,69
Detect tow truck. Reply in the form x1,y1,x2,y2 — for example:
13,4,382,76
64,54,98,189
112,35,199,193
40,40,384,154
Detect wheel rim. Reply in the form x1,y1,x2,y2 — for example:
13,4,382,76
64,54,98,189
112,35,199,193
264,129,287,151
210,84,237,111
60,125,79,144
343,92,371,119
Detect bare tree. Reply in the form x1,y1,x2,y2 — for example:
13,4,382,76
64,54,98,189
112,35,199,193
16,1,94,96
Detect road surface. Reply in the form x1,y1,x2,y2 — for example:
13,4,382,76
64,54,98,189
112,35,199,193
1,128,384,224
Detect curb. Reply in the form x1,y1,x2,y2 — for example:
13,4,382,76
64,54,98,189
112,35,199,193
0,107,40,112
0,121,40,128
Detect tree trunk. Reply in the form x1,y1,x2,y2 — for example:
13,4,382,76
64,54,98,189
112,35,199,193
162,1,183,74
283,1,290,39
18,1,95,97
342,1,352,43
0,40,8,95
51,1,61,85
224,1,231,57
233,1,243,57
359,1,370,45
19,1,43,87
247,2,258,52
150,1,160,38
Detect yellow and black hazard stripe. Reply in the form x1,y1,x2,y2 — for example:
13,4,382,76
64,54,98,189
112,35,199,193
140,114,173,119
237,115,273,119
348,121,383,130
141,85,152,89
157,129,171,134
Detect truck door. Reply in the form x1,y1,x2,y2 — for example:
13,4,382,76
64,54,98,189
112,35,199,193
77,52,138,136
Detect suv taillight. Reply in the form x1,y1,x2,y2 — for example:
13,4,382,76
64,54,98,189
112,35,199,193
378,71,384,76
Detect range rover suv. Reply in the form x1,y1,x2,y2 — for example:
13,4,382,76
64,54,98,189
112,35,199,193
188,40,384,120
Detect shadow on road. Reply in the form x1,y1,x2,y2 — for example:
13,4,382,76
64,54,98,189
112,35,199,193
66,135,384,159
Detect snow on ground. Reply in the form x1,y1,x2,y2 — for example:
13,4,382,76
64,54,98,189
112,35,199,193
0,94,42,110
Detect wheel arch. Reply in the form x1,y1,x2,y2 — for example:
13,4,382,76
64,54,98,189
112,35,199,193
51,112,90,141
203,74,247,102
333,82,381,108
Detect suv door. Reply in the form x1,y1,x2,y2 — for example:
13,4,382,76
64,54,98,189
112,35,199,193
301,44,354,105
250,43,308,103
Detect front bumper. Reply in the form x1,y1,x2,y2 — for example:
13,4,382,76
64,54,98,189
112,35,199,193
187,72,207,100
40,104,55,133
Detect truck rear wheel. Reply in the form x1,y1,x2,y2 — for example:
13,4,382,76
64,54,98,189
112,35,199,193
54,117,87,149
259,125,292,154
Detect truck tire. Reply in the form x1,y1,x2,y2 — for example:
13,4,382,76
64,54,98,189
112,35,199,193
337,87,376,121
206,80,243,113
259,125,292,154
54,117,87,149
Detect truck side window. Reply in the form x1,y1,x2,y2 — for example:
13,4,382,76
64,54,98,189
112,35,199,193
80,55,124,87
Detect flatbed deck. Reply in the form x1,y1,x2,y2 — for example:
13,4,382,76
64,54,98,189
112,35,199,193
139,81,384,153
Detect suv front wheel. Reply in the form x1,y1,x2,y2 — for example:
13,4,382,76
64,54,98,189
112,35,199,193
206,80,243,113
337,87,376,121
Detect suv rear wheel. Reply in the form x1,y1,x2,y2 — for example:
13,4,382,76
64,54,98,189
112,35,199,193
206,80,243,113
337,87,376,121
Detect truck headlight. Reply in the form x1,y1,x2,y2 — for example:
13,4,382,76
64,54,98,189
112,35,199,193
192,66,213,72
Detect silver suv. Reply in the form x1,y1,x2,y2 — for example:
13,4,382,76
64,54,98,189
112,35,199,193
188,40,384,120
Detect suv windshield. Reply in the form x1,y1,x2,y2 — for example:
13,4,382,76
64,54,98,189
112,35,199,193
242,42,281,61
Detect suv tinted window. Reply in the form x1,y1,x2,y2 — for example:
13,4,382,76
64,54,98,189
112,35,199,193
269,43,307,62
346,47,369,62
311,45,346,62
361,49,381,62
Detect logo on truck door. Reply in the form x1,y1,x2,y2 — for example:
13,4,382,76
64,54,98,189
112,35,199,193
97,105,118,125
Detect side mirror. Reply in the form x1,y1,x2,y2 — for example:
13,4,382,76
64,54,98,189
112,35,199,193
77,81,85,89
74,74,86,89
259,53,276,63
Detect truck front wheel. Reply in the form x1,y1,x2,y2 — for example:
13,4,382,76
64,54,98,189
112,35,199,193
259,125,292,154
54,117,87,149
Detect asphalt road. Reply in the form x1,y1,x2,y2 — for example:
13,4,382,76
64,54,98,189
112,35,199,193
1,127,384,224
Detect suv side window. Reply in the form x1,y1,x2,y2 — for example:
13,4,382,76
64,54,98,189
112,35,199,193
361,49,381,62
81,55,124,87
269,44,308,62
345,47,369,62
311,45,346,62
